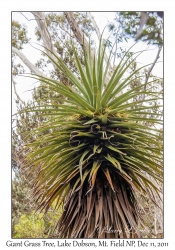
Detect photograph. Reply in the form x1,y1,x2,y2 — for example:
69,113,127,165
12,11,163,240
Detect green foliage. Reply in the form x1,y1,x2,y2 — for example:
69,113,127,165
21,40,163,238
12,170,38,236
109,12,163,46
43,204,64,237
14,212,45,238
12,20,30,50
13,205,63,238
12,20,30,76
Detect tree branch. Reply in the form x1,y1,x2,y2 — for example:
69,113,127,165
64,12,90,53
31,12,58,70
135,12,148,40
12,46,45,77
12,79,25,104
135,12,163,41
145,46,162,85
142,46,162,101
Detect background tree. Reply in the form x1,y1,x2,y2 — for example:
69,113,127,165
108,12,163,46
12,11,163,238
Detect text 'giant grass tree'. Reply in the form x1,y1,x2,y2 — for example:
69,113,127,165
22,39,163,238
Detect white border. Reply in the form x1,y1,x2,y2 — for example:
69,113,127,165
0,1,174,249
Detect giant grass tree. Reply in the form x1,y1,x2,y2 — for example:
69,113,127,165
21,38,163,238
